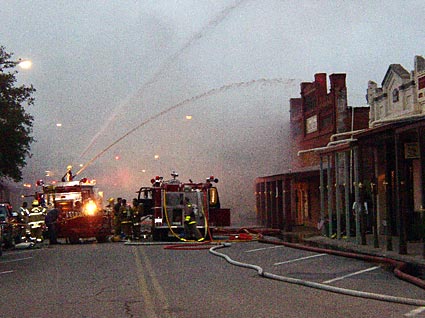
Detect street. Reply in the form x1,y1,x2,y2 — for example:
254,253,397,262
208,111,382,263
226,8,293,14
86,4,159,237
1,241,425,318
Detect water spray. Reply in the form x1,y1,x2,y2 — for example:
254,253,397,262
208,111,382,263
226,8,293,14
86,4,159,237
75,78,299,176
80,0,248,158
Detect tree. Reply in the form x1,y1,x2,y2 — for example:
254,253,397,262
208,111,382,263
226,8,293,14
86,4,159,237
0,46,36,182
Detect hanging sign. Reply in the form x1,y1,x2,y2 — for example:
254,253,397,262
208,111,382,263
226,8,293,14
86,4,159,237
404,142,419,159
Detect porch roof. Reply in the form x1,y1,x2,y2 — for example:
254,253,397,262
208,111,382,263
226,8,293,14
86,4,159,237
256,165,324,182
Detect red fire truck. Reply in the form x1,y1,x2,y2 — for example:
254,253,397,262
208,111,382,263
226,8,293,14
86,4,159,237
39,178,112,243
137,171,230,241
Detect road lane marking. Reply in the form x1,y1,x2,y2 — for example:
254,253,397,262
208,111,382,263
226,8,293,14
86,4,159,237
273,253,327,265
138,247,173,317
133,247,176,318
404,307,425,317
245,246,285,253
0,256,33,263
322,266,381,284
0,270,14,275
133,247,158,318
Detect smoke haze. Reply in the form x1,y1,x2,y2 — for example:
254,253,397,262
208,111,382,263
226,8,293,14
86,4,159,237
1,0,424,224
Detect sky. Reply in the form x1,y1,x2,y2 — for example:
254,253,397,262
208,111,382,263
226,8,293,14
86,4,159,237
1,0,424,225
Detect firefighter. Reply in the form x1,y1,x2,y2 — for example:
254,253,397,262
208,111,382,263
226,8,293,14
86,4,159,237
45,204,60,245
28,200,45,243
105,198,115,216
19,202,30,222
131,198,143,240
61,165,74,182
16,202,30,243
111,197,122,241
183,198,203,241
119,199,132,240
105,197,115,233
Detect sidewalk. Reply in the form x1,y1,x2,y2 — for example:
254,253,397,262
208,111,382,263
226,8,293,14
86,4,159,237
268,226,424,277
297,232,425,280
305,234,424,262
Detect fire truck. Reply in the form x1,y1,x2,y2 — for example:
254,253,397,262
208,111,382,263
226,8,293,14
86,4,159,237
39,178,112,243
137,171,230,241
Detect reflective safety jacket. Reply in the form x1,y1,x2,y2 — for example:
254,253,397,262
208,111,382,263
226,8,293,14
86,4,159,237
184,203,196,224
184,215,196,225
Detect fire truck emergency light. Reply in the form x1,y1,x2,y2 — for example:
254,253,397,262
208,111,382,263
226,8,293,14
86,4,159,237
207,176,219,183
83,200,98,216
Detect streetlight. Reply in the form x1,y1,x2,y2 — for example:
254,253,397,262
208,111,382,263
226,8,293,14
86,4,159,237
154,154,160,174
17,59,32,69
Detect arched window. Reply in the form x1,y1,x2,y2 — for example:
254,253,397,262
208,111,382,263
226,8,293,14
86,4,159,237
392,88,399,103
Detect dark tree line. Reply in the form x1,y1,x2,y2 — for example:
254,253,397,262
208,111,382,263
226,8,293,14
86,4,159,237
0,46,36,182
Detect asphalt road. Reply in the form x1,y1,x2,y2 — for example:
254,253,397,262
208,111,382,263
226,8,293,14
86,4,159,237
1,240,425,318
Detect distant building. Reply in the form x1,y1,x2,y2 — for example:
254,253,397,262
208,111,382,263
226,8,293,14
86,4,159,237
367,55,425,127
0,180,29,210
291,73,369,170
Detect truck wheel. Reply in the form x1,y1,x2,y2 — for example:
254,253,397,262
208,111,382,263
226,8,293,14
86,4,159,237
3,235,14,249
96,235,108,243
152,229,160,241
153,229,167,241
68,235,80,244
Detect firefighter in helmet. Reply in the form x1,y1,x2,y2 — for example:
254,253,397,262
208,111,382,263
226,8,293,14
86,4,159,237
131,198,143,240
111,197,122,242
62,165,74,182
28,200,45,242
16,201,30,243
183,197,203,241
119,199,132,240
105,197,115,230
105,198,115,215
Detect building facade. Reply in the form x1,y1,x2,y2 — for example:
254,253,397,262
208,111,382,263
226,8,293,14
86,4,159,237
255,73,369,230
256,55,425,256
368,56,425,126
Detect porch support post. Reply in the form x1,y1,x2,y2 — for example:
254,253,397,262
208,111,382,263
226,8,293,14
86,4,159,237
372,147,379,248
344,151,351,239
335,152,341,239
384,140,393,251
353,146,361,244
418,127,425,259
327,154,334,237
395,132,407,254
290,177,296,230
320,156,326,236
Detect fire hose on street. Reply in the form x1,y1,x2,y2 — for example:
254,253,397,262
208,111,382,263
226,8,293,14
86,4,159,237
125,226,425,305
209,242,425,307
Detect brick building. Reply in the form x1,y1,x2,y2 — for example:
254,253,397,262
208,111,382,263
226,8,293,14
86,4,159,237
255,73,369,230
256,56,425,256
304,56,425,255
